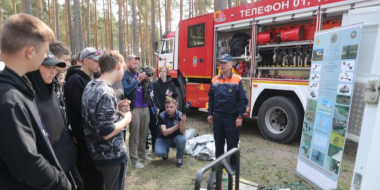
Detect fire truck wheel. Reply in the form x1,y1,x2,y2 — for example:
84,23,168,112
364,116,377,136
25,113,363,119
258,96,302,143
176,86,184,111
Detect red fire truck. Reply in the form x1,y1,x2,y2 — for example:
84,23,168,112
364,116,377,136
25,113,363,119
154,0,380,143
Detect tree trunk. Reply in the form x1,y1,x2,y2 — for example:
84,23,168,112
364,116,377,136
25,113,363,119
119,0,124,55
67,0,75,53
151,0,155,67
165,0,170,32
82,0,86,46
86,0,90,47
125,0,129,55
12,0,16,14
55,0,60,40
0,0,2,29
48,0,51,27
228,0,231,8
145,0,149,66
65,0,69,47
180,0,183,21
53,0,57,36
109,0,114,50
216,0,226,11
188,0,191,18
25,0,32,14
158,0,162,38
193,0,195,17
138,0,142,62
132,0,138,54
94,0,98,49
74,0,85,51
22,0,25,13
196,0,198,16
104,0,108,49
37,0,44,20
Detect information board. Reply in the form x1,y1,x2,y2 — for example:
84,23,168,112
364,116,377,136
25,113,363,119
296,23,362,190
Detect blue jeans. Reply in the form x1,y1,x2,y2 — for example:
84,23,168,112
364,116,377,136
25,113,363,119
154,135,186,159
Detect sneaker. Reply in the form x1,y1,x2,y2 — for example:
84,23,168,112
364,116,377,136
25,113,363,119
133,161,144,169
162,154,168,161
145,149,151,155
141,156,153,162
176,158,183,168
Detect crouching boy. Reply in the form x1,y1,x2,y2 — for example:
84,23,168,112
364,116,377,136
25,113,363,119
81,50,132,190
154,98,187,168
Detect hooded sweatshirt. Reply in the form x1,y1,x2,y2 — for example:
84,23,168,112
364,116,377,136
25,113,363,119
26,70,77,173
0,67,71,190
153,76,178,111
64,66,91,142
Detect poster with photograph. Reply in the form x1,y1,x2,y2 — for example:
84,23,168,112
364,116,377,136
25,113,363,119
296,23,362,189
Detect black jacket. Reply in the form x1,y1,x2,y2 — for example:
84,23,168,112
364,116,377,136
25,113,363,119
26,70,77,173
0,67,71,190
153,76,178,111
64,66,91,142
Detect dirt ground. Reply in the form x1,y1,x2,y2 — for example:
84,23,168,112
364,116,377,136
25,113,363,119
125,110,357,190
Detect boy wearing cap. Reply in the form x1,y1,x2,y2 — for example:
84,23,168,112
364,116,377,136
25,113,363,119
82,50,131,190
0,14,71,189
207,54,248,169
26,52,83,189
64,47,103,189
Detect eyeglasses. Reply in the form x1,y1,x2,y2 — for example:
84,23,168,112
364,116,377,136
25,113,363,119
128,56,140,60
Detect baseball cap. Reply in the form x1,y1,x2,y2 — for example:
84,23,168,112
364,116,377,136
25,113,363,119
42,51,66,68
80,47,100,61
220,54,233,62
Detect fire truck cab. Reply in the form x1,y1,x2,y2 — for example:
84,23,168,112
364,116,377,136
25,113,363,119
155,0,380,143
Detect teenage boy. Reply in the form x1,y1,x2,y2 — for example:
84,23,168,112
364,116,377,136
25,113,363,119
154,98,187,168
0,14,71,189
82,50,132,190
26,51,83,189
49,41,71,131
64,47,102,190
49,41,71,73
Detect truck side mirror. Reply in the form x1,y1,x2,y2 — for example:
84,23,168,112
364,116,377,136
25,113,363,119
153,41,159,55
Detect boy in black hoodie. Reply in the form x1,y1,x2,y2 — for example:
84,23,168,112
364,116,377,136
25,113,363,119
26,51,83,189
0,14,71,189
64,47,103,190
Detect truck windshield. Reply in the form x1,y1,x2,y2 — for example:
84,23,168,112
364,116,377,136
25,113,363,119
161,39,173,54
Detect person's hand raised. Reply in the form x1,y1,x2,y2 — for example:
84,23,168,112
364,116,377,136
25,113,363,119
137,72,146,82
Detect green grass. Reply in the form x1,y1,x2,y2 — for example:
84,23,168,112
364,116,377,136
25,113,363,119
124,111,357,190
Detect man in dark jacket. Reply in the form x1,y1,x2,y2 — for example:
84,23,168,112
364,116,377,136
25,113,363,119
154,98,187,168
64,47,103,190
0,14,71,190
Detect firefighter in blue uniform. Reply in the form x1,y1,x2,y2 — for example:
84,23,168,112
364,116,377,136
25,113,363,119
207,54,248,168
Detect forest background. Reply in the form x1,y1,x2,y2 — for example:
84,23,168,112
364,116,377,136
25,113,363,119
0,0,257,67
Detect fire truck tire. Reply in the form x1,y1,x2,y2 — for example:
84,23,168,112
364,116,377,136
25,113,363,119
258,96,302,143
176,86,184,111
